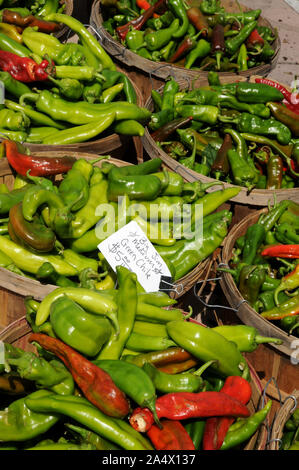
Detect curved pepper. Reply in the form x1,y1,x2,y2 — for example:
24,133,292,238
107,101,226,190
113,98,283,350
9,201,56,253
44,13,116,70
167,0,189,38
25,393,153,450
0,390,59,442
29,333,130,418
2,139,76,176
166,320,249,378
50,295,112,357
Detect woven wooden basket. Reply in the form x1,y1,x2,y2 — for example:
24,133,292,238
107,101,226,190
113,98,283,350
268,389,299,450
220,207,299,358
142,75,299,207
55,0,74,39
0,152,212,329
90,0,280,82
0,314,270,450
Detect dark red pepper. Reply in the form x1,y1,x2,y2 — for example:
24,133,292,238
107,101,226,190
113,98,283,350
210,133,232,178
116,0,166,40
29,333,131,418
202,376,252,450
2,9,62,33
169,32,202,63
151,116,193,142
2,140,77,177
186,6,209,36
246,29,264,52
146,419,195,450
211,24,225,69
0,51,52,82
129,391,250,432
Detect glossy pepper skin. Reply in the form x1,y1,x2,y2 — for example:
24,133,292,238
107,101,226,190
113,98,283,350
29,333,131,419
9,201,56,253
167,0,189,38
261,294,299,321
0,390,59,442
213,325,283,352
25,393,153,450
166,320,249,379
267,101,299,137
93,359,160,426
107,158,163,201
129,391,251,432
184,38,211,69
2,139,76,177
49,295,112,357
221,400,272,450
147,419,195,450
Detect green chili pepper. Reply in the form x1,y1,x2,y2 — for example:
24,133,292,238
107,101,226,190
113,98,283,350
45,13,116,70
83,82,103,104
66,424,120,450
96,266,137,359
0,31,31,57
144,19,179,51
236,82,284,104
49,295,112,357
93,359,160,426
48,77,84,101
0,108,30,132
0,71,31,98
167,321,250,379
142,360,214,393
185,39,211,69
176,104,219,125
0,390,59,442
221,400,272,450
237,43,248,71
184,420,205,449
4,99,65,130
25,394,153,450
213,325,283,353
168,0,189,38
5,343,74,395
225,21,258,56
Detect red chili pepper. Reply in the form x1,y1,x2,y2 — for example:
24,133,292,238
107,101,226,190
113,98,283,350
147,419,195,450
129,391,250,432
186,6,208,36
116,0,165,40
283,99,299,115
255,77,299,106
202,376,252,450
136,0,160,18
2,139,77,177
2,9,61,33
0,51,52,82
29,333,130,418
261,244,299,259
246,29,264,52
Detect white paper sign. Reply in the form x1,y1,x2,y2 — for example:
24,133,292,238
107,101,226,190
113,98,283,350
0,81,4,105
98,220,172,292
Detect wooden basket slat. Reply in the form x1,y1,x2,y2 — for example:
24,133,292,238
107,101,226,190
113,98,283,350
142,77,299,206
90,0,281,82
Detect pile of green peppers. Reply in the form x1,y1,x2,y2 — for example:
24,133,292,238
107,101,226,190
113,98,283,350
149,74,299,190
0,0,64,19
280,406,299,450
225,200,299,337
0,14,151,144
0,266,276,450
0,152,238,286
102,0,277,71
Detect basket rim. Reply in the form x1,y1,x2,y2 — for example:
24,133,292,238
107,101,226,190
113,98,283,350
90,0,281,82
268,389,299,450
142,75,299,207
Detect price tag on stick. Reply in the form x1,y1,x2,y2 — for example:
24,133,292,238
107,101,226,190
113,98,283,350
98,220,172,292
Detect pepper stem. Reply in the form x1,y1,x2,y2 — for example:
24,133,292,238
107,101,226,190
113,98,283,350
289,322,299,335
19,92,40,107
193,360,217,377
255,334,283,346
